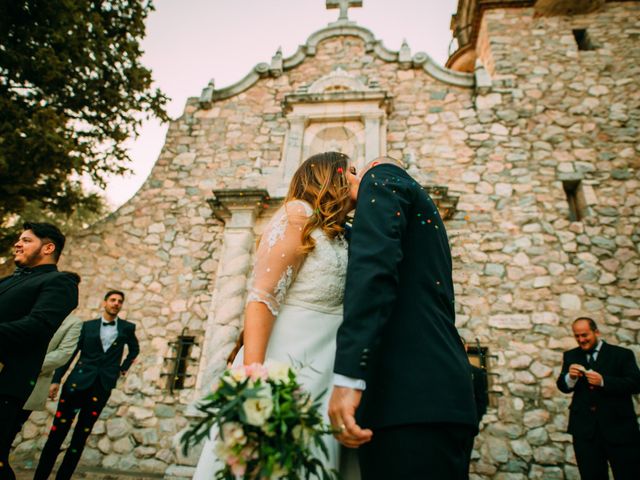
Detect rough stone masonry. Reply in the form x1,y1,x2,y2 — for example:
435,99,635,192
11,2,639,479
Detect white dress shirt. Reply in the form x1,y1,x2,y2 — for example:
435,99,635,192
333,373,367,390
100,316,119,352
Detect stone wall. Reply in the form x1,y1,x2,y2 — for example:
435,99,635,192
463,3,640,479
12,3,640,478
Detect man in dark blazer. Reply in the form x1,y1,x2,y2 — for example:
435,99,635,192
329,157,477,479
556,317,640,480
0,222,78,480
34,290,139,480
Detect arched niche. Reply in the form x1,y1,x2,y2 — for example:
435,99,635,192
303,122,365,165
277,69,391,194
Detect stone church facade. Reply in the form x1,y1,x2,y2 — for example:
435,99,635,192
13,1,639,479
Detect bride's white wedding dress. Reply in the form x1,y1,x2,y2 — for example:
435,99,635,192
194,200,358,479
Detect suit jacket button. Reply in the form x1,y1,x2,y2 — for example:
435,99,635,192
359,362,367,367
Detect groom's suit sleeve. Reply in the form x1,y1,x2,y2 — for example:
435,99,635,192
334,166,411,380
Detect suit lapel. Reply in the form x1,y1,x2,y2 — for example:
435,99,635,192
593,342,608,369
89,319,104,352
572,348,589,369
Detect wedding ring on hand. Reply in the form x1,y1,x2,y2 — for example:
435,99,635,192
339,424,346,433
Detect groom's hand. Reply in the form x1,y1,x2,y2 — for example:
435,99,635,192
328,386,373,448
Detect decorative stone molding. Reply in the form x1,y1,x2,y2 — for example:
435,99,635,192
197,23,474,108
278,69,390,192
198,78,215,109
399,39,412,68
306,67,367,93
282,90,391,112
207,189,271,224
474,59,493,94
270,47,284,77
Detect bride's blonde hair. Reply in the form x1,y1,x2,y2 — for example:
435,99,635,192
285,151,352,253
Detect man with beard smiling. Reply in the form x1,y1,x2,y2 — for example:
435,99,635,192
0,222,79,480
557,317,640,480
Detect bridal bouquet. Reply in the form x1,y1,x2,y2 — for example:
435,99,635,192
182,361,338,480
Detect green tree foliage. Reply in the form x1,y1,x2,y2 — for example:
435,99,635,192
0,0,168,249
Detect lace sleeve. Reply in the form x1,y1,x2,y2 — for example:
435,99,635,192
246,200,312,316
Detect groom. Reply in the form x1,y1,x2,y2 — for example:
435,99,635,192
329,157,477,479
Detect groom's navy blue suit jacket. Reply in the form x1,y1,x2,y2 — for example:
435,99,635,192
334,163,477,430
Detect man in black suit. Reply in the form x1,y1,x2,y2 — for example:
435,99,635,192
0,222,78,480
34,290,139,480
329,157,477,479
556,317,640,480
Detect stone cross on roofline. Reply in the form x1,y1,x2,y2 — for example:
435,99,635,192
326,0,363,22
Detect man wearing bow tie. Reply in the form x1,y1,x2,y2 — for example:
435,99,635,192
34,290,139,480
0,223,78,480
557,317,640,480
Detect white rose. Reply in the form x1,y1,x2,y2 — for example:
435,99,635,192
265,359,291,383
242,396,274,426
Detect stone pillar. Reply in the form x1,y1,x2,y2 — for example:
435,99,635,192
364,114,383,166
282,116,306,187
194,189,270,397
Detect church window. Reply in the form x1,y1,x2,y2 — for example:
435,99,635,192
563,179,589,221
572,29,596,51
162,330,197,392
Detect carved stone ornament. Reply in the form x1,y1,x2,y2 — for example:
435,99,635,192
194,20,472,109
207,189,272,224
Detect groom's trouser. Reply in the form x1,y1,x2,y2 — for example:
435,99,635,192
359,423,474,480
34,381,110,480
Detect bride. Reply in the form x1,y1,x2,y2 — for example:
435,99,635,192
194,151,360,479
